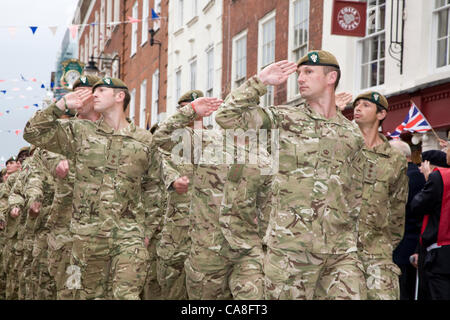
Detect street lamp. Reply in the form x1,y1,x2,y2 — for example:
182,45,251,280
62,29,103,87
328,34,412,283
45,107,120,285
84,55,121,78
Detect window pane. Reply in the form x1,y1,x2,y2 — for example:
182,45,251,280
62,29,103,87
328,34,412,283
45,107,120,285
378,4,386,31
361,64,368,89
437,38,448,67
436,0,446,9
370,62,378,87
438,9,449,38
379,59,385,85
380,34,385,59
371,36,379,61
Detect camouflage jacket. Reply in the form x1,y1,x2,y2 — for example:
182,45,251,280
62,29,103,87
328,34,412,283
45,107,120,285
2,170,21,239
153,105,230,252
358,135,408,259
42,152,74,250
23,103,163,240
216,76,365,254
220,144,274,252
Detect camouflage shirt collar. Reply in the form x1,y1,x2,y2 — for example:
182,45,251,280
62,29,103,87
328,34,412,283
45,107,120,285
301,102,347,126
95,116,135,136
364,134,391,157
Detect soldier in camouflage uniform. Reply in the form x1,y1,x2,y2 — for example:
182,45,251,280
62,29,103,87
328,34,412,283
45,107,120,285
0,167,8,299
216,51,367,300
43,75,101,300
1,154,25,299
352,91,408,300
155,90,201,300
153,95,259,300
219,137,274,300
23,77,163,300
140,130,167,300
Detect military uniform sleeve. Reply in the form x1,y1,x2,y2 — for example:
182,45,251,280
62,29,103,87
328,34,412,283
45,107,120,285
256,174,274,240
7,172,26,210
23,103,77,159
215,76,275,130
40,151,66,179
24,151,46,208
389,159,409,249
142,148,165,240
347,140,365,221
152,104,197,152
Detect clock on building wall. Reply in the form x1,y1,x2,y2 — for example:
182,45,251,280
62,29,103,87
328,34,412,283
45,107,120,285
60,59,85,89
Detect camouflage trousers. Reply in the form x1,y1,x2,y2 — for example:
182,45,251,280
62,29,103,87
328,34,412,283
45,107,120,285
359,255,401,300
3,238,20,300
31,232,56,300
47,241,74,300
140,233,162,300
19,238,34,300
0,238,6,300
184,243,265,300
156,224,191,300
71,234,149,300
264,248,368,300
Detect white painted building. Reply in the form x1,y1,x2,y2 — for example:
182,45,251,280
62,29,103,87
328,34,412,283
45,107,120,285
166,0,223,127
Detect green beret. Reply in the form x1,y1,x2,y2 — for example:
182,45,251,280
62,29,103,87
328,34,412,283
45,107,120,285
177,90,204,105
149,123,159,134
17,146,30,158
5,156,18,165
72,75,101,90
92,77,128,92
353,91,388,111
296,50,340,69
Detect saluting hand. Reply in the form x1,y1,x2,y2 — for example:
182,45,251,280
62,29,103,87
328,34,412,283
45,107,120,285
191,97,223,117
172,176,190,194
258,60,298,86
56,88,92,111
335,92,353,111
55,159,69,179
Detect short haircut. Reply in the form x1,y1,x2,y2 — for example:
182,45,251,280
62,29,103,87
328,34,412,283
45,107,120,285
323,66,341,90
375,104,387,126
113,88,131,111
389,140,411,158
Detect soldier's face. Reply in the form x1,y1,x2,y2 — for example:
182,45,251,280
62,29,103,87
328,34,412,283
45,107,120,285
75,87,95,115
93,87,116,113
6,161,20,174
353,99,384,126
297,65,328,100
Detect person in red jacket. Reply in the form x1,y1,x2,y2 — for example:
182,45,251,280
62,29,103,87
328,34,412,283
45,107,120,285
411,151,450,300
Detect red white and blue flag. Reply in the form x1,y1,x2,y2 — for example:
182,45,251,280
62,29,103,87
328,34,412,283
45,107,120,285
389,102,432,139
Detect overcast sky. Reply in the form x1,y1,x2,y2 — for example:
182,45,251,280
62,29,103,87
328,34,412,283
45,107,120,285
0,0,78,167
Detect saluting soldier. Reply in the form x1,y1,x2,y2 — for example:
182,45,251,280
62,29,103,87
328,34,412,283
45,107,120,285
352,91,408,299
216,51,367,300
23,77,163,300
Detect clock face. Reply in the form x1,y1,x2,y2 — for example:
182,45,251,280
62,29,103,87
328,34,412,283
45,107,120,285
65,70,81,87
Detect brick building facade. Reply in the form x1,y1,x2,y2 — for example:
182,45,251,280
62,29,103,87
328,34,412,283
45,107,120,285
74,0,167,129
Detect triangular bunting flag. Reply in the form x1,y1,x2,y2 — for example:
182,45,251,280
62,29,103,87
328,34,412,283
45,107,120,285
69,25,78,39
151,9,160,20
24,105,30,109
29,26,38,35
0,90,6,94
49,26,58,36
41,84,45,89
127,16,141,23
33,104,39,107
7,27,16,38
15,129,21,135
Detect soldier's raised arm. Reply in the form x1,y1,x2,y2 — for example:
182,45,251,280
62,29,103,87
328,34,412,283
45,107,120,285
152,97,222,151
215,60,297,130
23,89,90,158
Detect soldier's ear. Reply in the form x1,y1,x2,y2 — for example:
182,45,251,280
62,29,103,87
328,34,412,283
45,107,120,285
377,109,387,122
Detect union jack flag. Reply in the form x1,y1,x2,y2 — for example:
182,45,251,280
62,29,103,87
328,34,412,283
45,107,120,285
389,102,432,139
